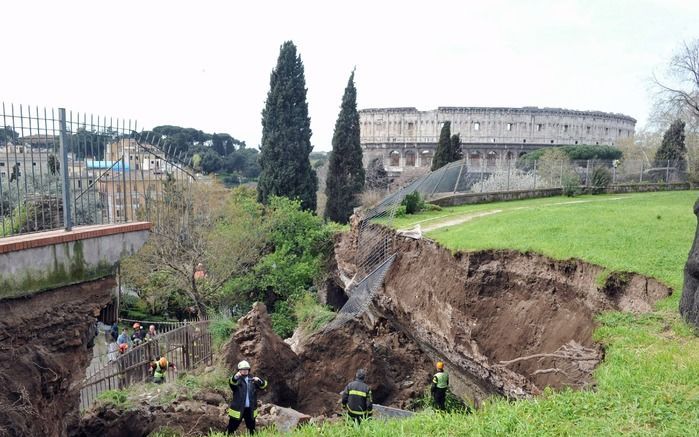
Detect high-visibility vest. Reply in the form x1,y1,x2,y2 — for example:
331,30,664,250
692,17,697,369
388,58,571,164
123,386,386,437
433,371,449,389
154,360,167,381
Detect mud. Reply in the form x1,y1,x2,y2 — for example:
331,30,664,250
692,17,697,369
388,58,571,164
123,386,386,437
0,277,114,437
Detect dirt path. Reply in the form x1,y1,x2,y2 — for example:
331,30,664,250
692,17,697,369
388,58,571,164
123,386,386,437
407,196,627,233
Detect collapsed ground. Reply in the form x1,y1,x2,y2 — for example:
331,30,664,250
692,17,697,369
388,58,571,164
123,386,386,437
71,222,671,435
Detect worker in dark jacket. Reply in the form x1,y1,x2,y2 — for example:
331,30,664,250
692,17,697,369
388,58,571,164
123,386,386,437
431,361,449,411
341,368,373,423
227,360,267,435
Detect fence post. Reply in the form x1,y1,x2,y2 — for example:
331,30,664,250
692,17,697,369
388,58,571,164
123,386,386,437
666,159,670,183
559,161,564,187
585,160,590,187
639,161,644,183
533,159,537,189
480,159,485,193
506,157,511,191
57,108,72,231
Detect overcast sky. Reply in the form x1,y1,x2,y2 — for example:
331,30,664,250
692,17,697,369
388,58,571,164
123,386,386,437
2,0,698,151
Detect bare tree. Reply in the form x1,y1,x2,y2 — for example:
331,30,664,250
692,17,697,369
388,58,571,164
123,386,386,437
654,39,699,121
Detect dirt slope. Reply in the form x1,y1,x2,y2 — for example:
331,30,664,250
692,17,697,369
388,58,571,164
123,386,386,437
0,278,114,437
370,232,671,402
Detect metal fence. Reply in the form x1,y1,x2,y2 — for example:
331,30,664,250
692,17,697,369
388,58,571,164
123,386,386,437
401,158,690,200
80,320,212,410
0,103,195,238
327,155,691,330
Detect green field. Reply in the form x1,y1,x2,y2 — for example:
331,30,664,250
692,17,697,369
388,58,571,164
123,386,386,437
207,191,699,436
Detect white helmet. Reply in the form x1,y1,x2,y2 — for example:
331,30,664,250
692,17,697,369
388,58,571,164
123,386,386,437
237,360,251,370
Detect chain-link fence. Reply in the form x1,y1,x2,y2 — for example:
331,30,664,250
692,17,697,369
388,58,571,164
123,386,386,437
0,103,194,238
328,154,691,330
415,158,689,199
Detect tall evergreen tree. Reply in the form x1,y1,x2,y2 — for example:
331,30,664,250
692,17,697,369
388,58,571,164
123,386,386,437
431,121,452,171
258,41,317,211
450,133,463,162
655,119,687,167
324,70,365,223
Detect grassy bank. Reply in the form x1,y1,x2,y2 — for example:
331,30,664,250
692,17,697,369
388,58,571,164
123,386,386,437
179,192,699,436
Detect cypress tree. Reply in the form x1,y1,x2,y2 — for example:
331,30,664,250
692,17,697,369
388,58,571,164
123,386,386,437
451,133,463,162
655,119,687,167
431,121,452,171
258,41,317,211
324,70,365,223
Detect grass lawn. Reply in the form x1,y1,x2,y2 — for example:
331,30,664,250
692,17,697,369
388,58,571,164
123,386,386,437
207,191,699,436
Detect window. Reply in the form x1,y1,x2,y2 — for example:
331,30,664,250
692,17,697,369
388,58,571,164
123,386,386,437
78,180,82,188
575,140,578,145
523,139,527,143
32,162,36,166
0,172,5,177
507,123,512,131
0,162,4,167
474,122,480,131
618,129,622,135
564,125,569,133
586,126,591,134
405,151,416,167
537,124,543,131
389,151,400,167
550,140,554,144
605,128,609,134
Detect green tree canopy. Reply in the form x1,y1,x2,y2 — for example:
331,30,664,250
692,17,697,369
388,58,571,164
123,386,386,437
654,119,686,166
324,70,365,224
431,122,451,171
258,40,317,212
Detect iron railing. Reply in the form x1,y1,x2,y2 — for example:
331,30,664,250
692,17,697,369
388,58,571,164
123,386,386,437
80,320,212,410
0,103,194,237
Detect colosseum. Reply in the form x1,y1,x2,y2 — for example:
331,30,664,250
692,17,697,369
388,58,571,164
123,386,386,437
360,107,636,172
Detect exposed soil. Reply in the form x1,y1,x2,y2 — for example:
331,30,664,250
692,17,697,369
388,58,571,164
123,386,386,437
65,215,673,436
368,229,671,402
177,226,672,419
0,277,114,437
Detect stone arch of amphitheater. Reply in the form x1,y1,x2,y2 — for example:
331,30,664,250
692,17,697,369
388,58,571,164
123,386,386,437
360,106,636,172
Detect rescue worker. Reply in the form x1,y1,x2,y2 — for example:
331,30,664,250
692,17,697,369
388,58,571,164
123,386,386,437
227,360,267,435
431,361,449,411
149,356,177,384
341,368,373,423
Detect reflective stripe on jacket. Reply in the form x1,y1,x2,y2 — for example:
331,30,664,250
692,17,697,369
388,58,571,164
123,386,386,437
228,374,267,419
432,371,449,389
341,380,373,417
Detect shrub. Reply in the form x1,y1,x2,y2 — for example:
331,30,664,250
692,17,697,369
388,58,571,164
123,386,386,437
402,191,424,214
591,166,612,194
562,173,581,197
97,390,130,409
294,292,335,333
209,312,237,349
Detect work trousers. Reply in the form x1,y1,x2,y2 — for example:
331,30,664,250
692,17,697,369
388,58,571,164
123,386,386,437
433,387,447,411
227,407,255,434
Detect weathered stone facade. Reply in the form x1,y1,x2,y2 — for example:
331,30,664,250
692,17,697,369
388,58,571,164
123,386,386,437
360,107,636,172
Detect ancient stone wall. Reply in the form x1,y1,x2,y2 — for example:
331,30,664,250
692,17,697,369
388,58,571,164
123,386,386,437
360,106,636,171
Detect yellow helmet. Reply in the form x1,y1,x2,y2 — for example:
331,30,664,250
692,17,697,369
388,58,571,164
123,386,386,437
159,357,168,368
436,361,444,370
